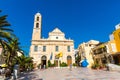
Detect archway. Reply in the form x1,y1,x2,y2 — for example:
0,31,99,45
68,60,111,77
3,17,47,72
41,55,47,69
67,56,72,66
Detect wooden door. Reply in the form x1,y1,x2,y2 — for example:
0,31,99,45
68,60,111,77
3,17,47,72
67,56,72,66
67,59,72,66
55,60,58,67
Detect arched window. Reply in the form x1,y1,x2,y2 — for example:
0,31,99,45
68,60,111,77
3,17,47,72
37,17,39,21
67,56,72,60
36,23,39,28
41,55,47,60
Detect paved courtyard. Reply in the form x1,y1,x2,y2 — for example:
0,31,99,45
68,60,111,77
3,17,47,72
18,67,120,80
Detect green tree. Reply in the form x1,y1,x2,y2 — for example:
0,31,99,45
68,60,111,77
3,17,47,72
0,10,24,77
16,55,33,72
48,60,52,67
75,55,81,66
1,38,23,67
0,10,13,43
0,10,15,66
60,62,68,67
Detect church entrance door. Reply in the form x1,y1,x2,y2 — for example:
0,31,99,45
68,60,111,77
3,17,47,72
67,56,72,66
41,55,47,69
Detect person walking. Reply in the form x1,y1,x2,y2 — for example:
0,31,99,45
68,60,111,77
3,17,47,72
69,64,72,71
13,62,19,80
106,63,110,71
0,66,2,75
5,68,11,79
44,65,46,69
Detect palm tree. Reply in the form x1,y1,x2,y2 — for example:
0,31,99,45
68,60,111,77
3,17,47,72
0,10,13,43
16,55,33,72
1,37,24,77
2,38,23,67
0,10,21,77
0,10,23,67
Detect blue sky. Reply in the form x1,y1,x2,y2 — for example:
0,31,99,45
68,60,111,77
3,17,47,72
0,0,120,56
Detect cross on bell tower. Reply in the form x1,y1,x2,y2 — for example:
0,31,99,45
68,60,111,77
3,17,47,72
32,12,42,40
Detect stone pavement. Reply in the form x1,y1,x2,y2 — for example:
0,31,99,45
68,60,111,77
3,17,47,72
18,67,120,80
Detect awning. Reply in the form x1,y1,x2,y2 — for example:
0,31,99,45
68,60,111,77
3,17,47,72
112,52,120,56
0,64,7,67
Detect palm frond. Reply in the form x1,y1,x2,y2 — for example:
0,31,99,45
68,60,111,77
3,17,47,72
0,27,13,32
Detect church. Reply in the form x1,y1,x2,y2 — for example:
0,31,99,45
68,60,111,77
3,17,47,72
29,13,75,68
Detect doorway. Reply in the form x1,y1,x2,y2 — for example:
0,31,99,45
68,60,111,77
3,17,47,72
41,55,47,69
54,60,58,67
55,55,59,67
67,56,72,66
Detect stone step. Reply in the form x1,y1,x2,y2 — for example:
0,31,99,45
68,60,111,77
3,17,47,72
108,64,120,71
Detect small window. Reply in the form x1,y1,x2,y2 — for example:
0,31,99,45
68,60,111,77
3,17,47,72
37,17,39,21
36,23,39,28
89,44,91,47
43,46,46,52
67,46,70,52
55,46,59,52
34,45,38,52
56,37,58,39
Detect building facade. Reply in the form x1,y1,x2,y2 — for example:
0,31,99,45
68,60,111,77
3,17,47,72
78,40,99,68
109,24,120,64
110,24,120,52
91,42,114,66
29,13,75,68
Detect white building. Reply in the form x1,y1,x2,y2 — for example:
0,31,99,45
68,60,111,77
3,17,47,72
29,13,75,68
78,40,99,68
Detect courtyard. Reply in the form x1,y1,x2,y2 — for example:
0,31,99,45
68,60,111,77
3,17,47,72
18,67,120,80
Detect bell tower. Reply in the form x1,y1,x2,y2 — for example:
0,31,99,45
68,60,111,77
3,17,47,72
32,13,42,40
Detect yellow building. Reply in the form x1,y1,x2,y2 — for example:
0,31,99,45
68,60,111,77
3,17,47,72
29,13,75,68
107,40,117,55
109,24,120,64
111,24,120,52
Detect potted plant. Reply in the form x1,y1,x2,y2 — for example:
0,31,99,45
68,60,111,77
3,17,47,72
91,63,100,70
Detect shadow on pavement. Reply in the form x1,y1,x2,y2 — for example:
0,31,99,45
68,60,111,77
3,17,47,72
18,71,43,80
